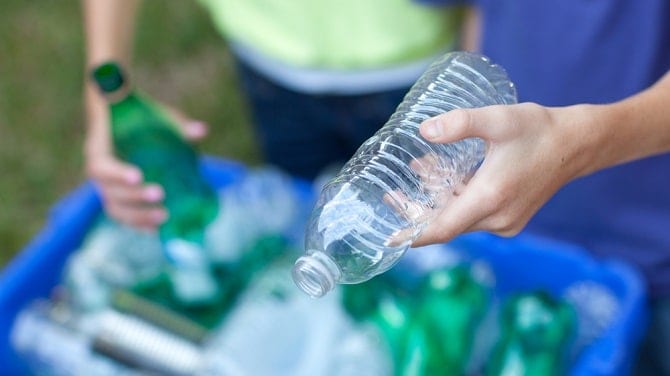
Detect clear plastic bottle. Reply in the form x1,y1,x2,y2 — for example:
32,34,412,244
12,300,205,375
209,257,358,376
205,167,301,264
292,52,517,298
63,218,165,312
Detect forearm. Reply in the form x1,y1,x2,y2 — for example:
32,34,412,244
82,0,140,155
83,0,139,67
460,6,480,52
569,71,670,177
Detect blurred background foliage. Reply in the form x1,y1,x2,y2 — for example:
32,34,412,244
0,0,259,266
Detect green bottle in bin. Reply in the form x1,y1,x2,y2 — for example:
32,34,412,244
91,62,220,305
408,265,489,375
396,320,442,376
372,293,414,373
341,274,400,322
353,263,490,376
486,291,576,376
342,275,415,372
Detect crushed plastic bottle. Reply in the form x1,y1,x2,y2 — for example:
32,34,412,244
11,301,153,376
209,257,391,376
63,218,164,312
563,280,619,355
292,51,517,298
205,167,302,264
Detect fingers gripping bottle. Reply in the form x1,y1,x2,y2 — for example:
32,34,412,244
92,62,220,305
292,52,517,298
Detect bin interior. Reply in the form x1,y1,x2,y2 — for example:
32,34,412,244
0,157,648,375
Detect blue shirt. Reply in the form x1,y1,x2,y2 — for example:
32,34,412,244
418,0,670,296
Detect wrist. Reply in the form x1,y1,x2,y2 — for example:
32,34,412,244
546,104,604,181
561,100,649,179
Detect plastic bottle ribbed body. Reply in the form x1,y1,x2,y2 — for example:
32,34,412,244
293,52,517,298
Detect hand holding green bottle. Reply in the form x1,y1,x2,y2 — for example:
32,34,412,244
85,65,209,230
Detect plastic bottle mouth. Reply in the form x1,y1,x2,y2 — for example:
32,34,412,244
292,251,340,298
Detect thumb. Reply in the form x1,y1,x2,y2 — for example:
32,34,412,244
419,108,492,144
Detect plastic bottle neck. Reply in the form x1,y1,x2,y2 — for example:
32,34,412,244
292,251,341,298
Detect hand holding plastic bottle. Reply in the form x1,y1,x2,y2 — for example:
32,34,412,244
414,69,670,246
412,103,586,245
292,52,518,297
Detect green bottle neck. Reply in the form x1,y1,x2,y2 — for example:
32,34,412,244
101,82,133,105
106,89,175,140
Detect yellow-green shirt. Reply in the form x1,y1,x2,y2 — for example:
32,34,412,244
198,0,461,70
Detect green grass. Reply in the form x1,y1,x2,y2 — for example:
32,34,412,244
0,1,259,266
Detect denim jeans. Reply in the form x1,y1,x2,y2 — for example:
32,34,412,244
235,60,409,180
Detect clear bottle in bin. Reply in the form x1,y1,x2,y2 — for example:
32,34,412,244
11,301,136,376
292,51,517,298
209,256,365,376
12,300,206,375
64,219,165,312
205,167,301,264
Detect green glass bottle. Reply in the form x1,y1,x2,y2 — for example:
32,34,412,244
355,263,489,376
410,265,490,375
371,292,414,373
341,274,415,374
341,274,397,322
486,291,576,376
92,62,220,305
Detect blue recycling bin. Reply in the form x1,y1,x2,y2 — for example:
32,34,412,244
0,157,648,375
